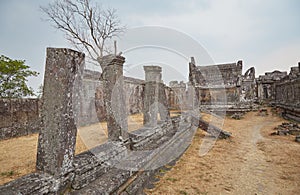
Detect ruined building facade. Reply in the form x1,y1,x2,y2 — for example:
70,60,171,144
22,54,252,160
256,70,287,103
187,57,300,121
188,57,256,107
274,64,300,122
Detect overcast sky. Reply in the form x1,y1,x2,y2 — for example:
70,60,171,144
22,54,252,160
0,0,299,92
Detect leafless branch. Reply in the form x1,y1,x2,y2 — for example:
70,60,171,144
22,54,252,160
41,0,126,69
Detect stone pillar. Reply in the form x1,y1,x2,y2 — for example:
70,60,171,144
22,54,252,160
143,66,170,126
98,55,128,141
36,48,84,177
187,82,196,109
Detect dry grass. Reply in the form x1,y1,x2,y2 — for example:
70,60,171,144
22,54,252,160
1,110,299,195
146,109,300,195
0,113,144,185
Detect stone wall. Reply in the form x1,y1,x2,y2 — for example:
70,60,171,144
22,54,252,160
79,69,102,126
0,98,40,140
124,76,144,114
256,70,288,103
0,73,146,139
189,57,242,87
189,57,245,106
0,48,198,194
275,66,300,122
94,75,145,123
1,115,196,194
78,69,145,125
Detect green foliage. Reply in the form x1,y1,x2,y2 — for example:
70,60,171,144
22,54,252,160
166,177,178,182
179,190,188,195
0,170,16,176
0,55,39,98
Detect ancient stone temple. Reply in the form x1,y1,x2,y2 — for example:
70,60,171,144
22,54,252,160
188,57,257,112
256,70,288,103
0,47,232,194
274,64,300,122
189,57,243,105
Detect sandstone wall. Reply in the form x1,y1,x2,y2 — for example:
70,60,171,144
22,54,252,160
0,98,40,140
78,69,145,125
275,78,300,105
275,77,300,122
94,76,145,123
189,58,242,86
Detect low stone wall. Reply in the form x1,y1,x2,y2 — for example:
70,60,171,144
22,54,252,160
0,98,40,140
0,115,196,194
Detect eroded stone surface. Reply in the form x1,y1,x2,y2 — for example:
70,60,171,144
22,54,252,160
188,57,256,111
98,55,128,141
143,66,170,126
0,98,40,140
36,48,85,177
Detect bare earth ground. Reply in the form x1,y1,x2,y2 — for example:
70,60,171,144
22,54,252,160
146,110,300,195
1,110,300,195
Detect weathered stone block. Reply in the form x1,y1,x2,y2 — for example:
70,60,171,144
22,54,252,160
36,48,85,178
143,66,170,126
0,173,56,195
0,98,40,140
72,141,127,190
98,55,128,141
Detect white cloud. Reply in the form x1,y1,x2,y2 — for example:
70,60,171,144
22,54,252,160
124,0,300,75
254,40,300,75
126,0,261,48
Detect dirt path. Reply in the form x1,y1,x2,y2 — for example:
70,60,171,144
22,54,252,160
146,111,300,194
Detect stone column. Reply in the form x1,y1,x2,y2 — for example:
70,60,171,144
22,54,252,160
143,66,170,126
187,82,196,109
98,55,128,141
36,48,84,177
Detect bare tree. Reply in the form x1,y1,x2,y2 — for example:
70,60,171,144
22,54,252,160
41,0,125,67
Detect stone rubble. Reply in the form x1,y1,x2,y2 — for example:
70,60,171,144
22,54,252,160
231,112,244,120
271,122,300,137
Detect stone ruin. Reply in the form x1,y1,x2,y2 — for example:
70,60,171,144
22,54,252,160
271,122,300,143
143,66,170,126
0,47,231,194
255,63,300,122
257,70,288,103
181,56,299,121
271,122,300,136
274,64,300,122
0,46,299,193
184,57,257,114
168,81,188,110
0,99,40,140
